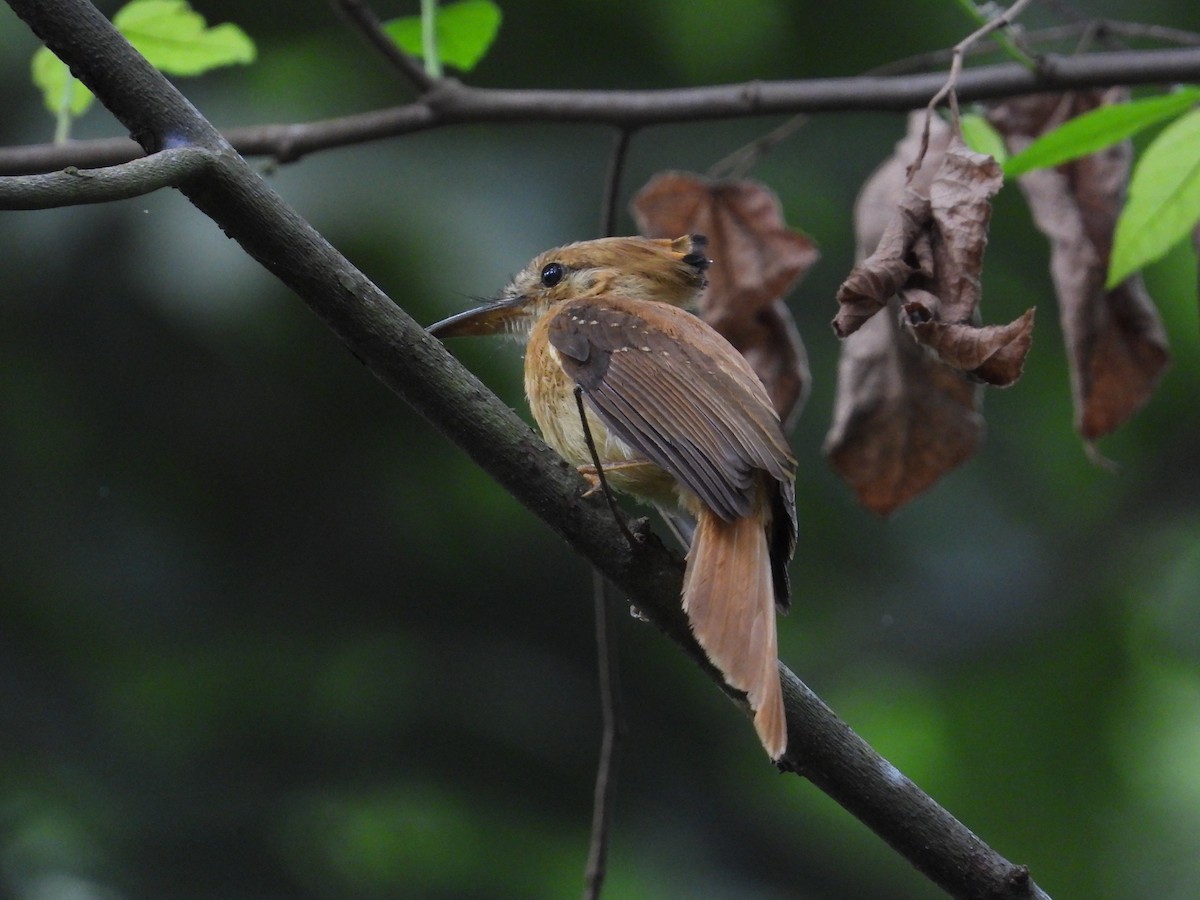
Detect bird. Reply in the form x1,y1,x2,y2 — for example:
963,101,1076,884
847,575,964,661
428,234,797,760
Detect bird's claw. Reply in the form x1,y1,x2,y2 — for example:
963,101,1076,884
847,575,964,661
577,466,603,498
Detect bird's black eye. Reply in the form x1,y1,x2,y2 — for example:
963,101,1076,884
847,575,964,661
540,262,565,287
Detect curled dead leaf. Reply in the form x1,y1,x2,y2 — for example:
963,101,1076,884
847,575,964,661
927,142,1004,323
854,112,954,255
827,114,1033,513
833,190,930,338
903,298,1035,387
833,133,1015,337
631,171,817,425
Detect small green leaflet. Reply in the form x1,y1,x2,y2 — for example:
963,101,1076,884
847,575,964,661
113,0,256,75
31,0,255,121
1108,107,1200,288
959,113,1008,166
384,0,502,72
32,44,95,117
1004,87,1200,177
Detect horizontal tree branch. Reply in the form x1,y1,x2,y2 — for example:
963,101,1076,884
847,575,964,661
0,145,212,209
3,43,1200,175
5,1,1058,897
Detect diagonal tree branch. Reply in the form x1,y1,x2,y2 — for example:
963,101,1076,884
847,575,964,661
5,1,1053,897
3,42,1200,174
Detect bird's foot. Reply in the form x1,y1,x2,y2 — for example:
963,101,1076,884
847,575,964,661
577,466,603,498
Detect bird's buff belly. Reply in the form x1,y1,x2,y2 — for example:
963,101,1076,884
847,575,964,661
525,346,680,509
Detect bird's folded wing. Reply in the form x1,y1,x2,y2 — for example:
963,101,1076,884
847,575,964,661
547,297,794,522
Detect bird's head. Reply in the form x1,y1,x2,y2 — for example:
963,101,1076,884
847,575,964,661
428,234,710,339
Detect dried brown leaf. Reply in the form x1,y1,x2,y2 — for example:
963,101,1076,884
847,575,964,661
834,130,1004,336
728,300,811,429
828,114,1022,513
825,305,982,516
832,113,952,338
1075,282,1170,439
989,91,1170,442
854,112,954,257
927,142,1004,323
833,190,930,338
631,172,818,316
631,171,817,423
903,299,1035,386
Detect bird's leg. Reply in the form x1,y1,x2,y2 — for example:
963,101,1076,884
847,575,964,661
574,385,638,546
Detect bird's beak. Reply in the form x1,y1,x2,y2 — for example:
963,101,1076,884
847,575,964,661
427,294,529,338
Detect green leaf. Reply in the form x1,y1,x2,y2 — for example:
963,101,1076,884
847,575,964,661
31,46,96,117
29,0,253,138
1005,87,1200,177
114,0,256,76
384,0,502,72
959,113,1008,166
1108,107,1200,288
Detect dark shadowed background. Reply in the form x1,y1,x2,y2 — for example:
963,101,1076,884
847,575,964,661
2,1,1200,897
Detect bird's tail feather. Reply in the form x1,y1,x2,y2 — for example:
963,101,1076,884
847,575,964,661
682,508,786,760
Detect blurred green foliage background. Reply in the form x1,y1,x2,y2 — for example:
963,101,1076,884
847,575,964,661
2,1,1200,897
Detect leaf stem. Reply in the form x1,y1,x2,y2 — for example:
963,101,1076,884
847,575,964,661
420,0,442,79
53,61,74,144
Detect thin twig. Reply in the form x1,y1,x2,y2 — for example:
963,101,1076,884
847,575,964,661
599,128,634,239
1092,18,1200,47
869,20,1200,76
911,0,1040,179
705,8,1055,179
574,387,637,546
582,569,624,900
0,146,214,209
328,0,437,94
706,9,1139,177
953,0,1038,69
707,114,810,180
699,15,1168,180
